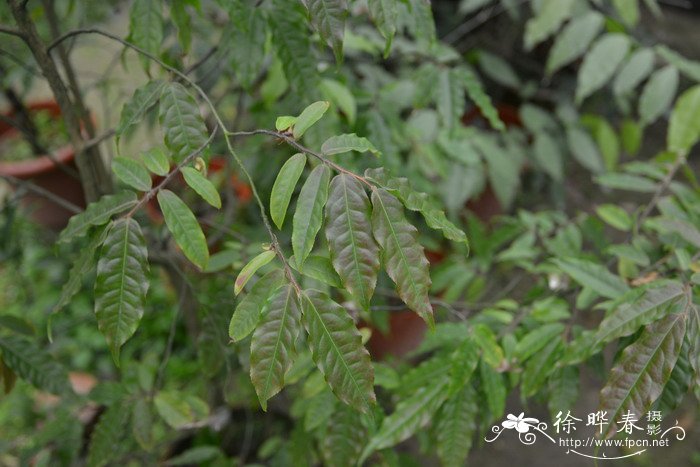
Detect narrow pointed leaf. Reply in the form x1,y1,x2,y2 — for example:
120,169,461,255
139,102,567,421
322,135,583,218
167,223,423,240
437,68,464,132
302,0,347,63
546,12,604,75
301,290,376,411
159,82,209,164
524,0,574,51
226,2,267,90
292,164,331,266
639,65,679,126
293,101,330,139
371,188,433,326
112,157,152,192
668,84,700,154
0,335,70,394
458,66,505,131
576,33,630,104
270,153,306,229
59,191,138,244
599,310,687,438
435,384,478,467
613,48,655,97
157,189,209,269
94,218,149,364
250,285,302,410
325,174,380,310
321,134,380,156
235,250,277,296
116,80,165,140
128,0,163,72
229,269,286,342
181,167,222,208
552,257,629,299
368,0,397,55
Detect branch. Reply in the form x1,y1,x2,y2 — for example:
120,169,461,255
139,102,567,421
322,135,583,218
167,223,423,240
636,152,687,231
0,25,25,40
0,174,82,214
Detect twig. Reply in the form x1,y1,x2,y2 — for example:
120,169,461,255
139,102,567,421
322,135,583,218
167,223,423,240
635,152,687,232
0,173,82,213
0,26,25,40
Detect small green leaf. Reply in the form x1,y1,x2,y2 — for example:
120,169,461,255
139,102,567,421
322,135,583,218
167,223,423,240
301,0,347,64
320,79,356,124
437,68,465,132
515,323,565,363
368,0,397,55
154,391,208,429
613,48,655,98
471,323,504,368
250,285,302,410
116,80,165,141
292,164,331,266
235,250,277,296
546,12,604,76
458,66,505,131
371,188,433,327
639,65,679,126
160,82,209,164
524,0,575,51
59,191,138,244
321,404,366,467
480,360,506,420
521,337,562,397
302,290,376,411
270,153,307,229
0,335,69,394
289,254,342,287
142,147,170,176
595,173,657,192
181,167,221,208
128,0,163,72
157,189,209,269
293,101,330,139
88,403,130,467
435,383,478,467
276,116,297,131
321,134,380,156
532,132,563,182
229,269,286,342
596,204,632,231
668,84,700,154
552,257,629,299
566,127,604,174
94,219,149,364
112,157,152,192
576,33,630,104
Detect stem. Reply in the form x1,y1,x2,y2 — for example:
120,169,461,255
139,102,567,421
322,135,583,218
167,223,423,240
636,151,687,232
0,173,82,214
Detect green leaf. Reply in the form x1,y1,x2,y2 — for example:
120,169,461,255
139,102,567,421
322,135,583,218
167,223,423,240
154,391,208,429
596,204,632,231
128,0,163,72
478,51,521,89
302,0,347,63
655,45,700,82
576,33,630,104
532,132,563,182
437,68,465,132
276,116,297,131
599,311,686,438
159,82,209,164
566,127,604,173
361,375,449,462
371,188,433,327
142,147,170,176
612,0,640,26
621,119,642,155
94,218,149,364
479,360,506,420
116,80,165,141
289,254,342,287
229,270,286,342
613,48,655,97
515,323,565,363
59,191,138,244
293,101,331,139
270,153,307,229
226,3,267,90
364,168,468,245
87,403,130,467
269,0,318,95
639,65,679,126
548,366,580,421
181,167,221,208
235,250,277,296
435,384,477,467
131,398,154,450
654,336,693,414
546,12,604,76
595,172,657,192
251,285,302,410
471,323,504,368
407,0,436,49
552,257,629,299
668,84,700,154
301,290,376,411
321,404,366,467
325,174,380,310
368,0,397,56
523,0,575,51
321,134,380,156
0,335,69,394
474,134,520,209
292,164,331,266
458,67,505,131
521,337,562,397
54,226,109,313
112,157,152,192
171,0,193,53
157,189,209,269
165,447,223,466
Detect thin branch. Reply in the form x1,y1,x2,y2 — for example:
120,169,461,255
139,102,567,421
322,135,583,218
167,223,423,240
636,152,687,232
0,25,25,40
0,173,82,214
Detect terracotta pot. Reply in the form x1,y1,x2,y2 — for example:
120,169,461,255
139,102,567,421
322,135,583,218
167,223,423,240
366,311,428,360
0,101,85,230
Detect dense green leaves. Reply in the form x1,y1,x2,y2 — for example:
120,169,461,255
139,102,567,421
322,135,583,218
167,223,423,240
599,311,687,438
301,291,375,412
59,191,137,244
181,167,221,208
112,157,152,192
159,82,209,164
229,270,286,342
302,0,347,63
292,165,331,266
668,85,700,154
321,134,380,156
94,218,149,363
0,335,69,394
546,12,604,76
116,80,165,141
325,174,380,310
371,189,434,327
250,285,302,410
270,153,307,229
235,250,277,296
157,189,209,269
576,34,630,104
